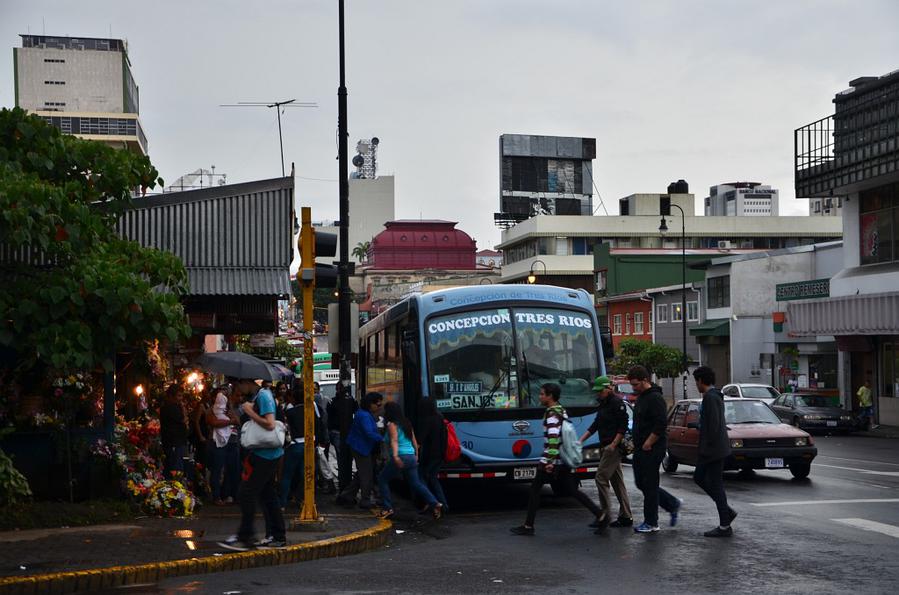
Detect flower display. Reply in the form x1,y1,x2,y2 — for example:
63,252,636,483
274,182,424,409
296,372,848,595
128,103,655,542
143,479,195,517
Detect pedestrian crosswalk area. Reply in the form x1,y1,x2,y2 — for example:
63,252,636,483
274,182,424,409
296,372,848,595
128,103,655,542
832,518,899,539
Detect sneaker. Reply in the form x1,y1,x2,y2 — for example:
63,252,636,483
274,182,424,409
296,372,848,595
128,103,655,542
218,536,252,551
704,526,733,538
510,525,535,536
609,517,633,528
670,498,683,527
589,515,610,530
726,507,738,526
257,539,288,549
224,496,234,504
253,536,274,548
634,522,660,534
871,424,880,430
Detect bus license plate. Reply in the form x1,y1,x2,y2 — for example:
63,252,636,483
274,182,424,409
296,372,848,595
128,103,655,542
514,467,537,480
765,458,784,468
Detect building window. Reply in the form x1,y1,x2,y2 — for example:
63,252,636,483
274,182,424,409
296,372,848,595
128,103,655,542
612,314,622,335
708,276,730,309
687,301,699,322
860,183,899,266
43,80,65,85
43,58,65,63
671,303,683,322
656,304,668,324
625,313,631,335
648,307,653,333
634,312,644,335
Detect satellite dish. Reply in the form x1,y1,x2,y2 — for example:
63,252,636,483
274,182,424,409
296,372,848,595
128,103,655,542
352,154,365,167
371,137,379,146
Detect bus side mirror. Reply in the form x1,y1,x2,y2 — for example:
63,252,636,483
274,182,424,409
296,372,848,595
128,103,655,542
599,326,614,360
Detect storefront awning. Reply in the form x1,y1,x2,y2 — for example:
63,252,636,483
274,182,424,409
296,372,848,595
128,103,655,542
689,318,730,337
786,291,899,336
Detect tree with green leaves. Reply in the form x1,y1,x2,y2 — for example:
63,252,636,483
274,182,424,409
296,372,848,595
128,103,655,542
351,240,371,263
609,337,686,398
0,108,191,375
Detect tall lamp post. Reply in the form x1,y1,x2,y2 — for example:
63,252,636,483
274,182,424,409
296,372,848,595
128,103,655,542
659,205,688,400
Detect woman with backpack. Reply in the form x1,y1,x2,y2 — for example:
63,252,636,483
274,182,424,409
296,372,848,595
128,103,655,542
376,401,444,520
417,399,449,513
510,382,602,536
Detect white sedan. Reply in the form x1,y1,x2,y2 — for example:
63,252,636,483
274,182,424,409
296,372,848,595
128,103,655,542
722,383,781,405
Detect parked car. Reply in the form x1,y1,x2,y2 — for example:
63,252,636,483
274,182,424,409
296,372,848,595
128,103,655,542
770,391,856,433
610,374,637,403
722,383,780,405
663,397,817,479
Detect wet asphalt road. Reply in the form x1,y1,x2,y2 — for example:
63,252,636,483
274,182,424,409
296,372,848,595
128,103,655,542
155,435,899,595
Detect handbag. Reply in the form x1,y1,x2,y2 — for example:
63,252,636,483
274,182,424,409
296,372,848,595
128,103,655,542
241,418,287,450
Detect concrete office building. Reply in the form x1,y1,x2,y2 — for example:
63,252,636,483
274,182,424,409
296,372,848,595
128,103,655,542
704,182,779,216
496,134,596,226
790,69,899,425
808,196,844,217
13,34,146,155
499,189,842,290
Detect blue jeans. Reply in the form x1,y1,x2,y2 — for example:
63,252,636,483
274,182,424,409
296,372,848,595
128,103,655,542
209,441,240,501
377,454,437,511
419,459,448,508
280,442,306,507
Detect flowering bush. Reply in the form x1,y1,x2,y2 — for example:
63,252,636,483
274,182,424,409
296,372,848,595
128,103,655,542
143,479,195,517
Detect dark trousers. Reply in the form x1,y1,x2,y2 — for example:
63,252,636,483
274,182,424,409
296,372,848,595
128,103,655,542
420,459,448,508
694,459,731,526
162,444,186,478
209,441,240,501
525,466,601,527
340,449,375,504
337,435,354,491
237,454,286,543
633,447,679,527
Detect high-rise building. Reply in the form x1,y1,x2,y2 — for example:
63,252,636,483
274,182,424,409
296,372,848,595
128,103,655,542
808,196,844,217
495,134,596,227
704,182,779,216
13,34,147,155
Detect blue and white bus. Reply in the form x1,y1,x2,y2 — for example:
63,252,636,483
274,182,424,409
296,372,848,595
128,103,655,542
358,284,614,486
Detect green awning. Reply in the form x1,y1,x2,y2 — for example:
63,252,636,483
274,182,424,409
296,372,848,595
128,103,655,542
690,318,730,337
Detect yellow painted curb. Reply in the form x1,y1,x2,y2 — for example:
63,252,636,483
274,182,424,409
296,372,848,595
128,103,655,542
0,518,391,595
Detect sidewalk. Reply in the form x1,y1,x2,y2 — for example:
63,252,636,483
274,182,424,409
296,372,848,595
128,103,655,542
0,499,389,594
856,424,899,439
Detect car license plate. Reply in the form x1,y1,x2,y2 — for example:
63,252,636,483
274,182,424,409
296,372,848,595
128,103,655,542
514,467,537,480
827,421,837,427
765,458,785,468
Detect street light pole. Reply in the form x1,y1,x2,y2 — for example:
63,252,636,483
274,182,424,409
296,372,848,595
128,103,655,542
660,204,688,400
337,0,351,387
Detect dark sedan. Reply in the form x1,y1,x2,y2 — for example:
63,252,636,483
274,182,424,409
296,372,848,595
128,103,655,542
770,392,857,433
664,398,817,479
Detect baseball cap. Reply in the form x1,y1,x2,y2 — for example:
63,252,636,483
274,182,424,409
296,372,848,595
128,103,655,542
592,375,612,391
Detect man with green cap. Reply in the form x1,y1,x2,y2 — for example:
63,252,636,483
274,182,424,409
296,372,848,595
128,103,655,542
579,375,633,531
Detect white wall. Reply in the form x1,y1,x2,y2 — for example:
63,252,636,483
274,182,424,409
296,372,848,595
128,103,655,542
730,317,771,384
16,48,124,113
348,176,395,251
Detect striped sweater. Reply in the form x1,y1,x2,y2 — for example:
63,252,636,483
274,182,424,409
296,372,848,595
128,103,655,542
541,404,566,465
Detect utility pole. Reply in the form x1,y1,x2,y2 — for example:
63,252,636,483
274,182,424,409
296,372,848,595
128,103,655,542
337,0,351,391
298,207,319,523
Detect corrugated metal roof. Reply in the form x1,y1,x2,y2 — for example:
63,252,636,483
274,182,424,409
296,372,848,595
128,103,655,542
118,177,294,297
787,291,899,336
187,268,290,296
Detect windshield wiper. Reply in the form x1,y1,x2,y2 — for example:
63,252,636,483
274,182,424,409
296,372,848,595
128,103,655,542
480,366,508,412
521,351,533,406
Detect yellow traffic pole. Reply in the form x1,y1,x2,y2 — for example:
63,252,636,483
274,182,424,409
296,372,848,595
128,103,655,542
298,206,321,524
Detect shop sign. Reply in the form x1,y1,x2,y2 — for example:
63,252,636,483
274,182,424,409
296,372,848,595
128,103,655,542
776,279,830,302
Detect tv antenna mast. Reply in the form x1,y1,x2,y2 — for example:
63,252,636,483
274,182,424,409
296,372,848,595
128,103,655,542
219,99,318,176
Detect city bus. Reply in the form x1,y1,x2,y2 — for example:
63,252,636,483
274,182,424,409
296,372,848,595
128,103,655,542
358,284,614,487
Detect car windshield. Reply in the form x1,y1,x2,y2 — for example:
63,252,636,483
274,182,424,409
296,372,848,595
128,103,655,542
795,394,840,408
426,307,599,411
741,386,779,399
724,400,781,424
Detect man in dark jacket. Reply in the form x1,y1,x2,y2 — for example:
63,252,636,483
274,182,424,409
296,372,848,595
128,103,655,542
693,365,737,537
629,365,681,534
327,383,358,492
579,375,632,531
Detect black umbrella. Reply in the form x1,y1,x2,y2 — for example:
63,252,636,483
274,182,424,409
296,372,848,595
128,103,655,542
194,351,279,381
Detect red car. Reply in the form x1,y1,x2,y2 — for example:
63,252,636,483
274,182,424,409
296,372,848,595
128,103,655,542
663,397,817,479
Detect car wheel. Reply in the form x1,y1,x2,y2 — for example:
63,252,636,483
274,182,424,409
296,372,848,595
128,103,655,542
790,463,811,479
662,452,678,474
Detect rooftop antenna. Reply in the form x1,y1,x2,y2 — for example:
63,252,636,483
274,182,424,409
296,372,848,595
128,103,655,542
219,99,318,176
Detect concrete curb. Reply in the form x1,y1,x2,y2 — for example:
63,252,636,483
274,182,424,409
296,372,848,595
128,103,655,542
0,518,391,595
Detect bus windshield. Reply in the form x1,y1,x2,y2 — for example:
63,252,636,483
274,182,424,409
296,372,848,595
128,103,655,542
426,307,599,412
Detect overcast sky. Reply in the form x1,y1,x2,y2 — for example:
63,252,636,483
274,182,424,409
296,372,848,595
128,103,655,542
3,0,898,249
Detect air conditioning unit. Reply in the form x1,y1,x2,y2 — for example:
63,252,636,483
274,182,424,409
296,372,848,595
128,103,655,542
717,240,732,250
